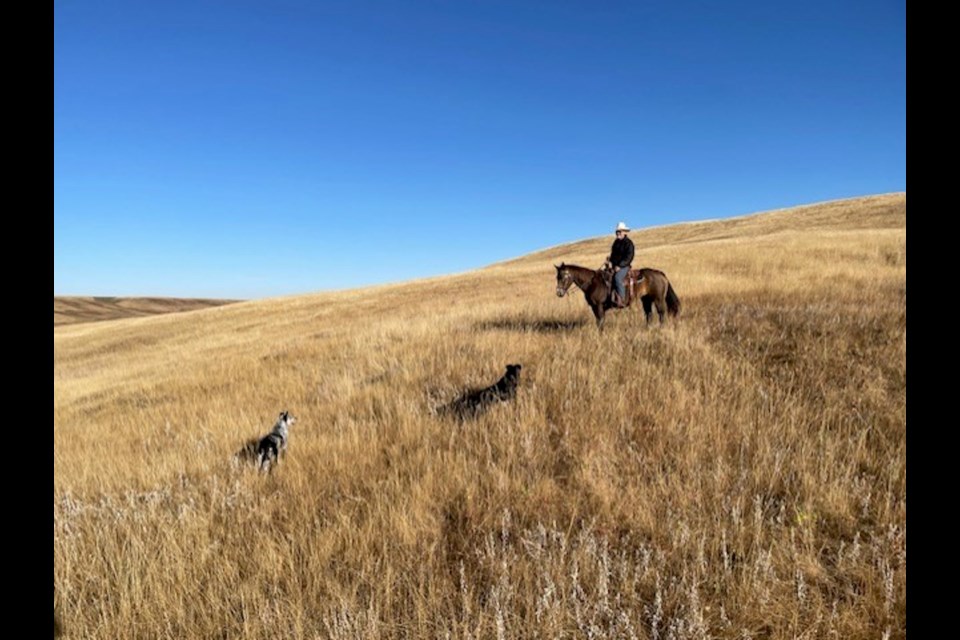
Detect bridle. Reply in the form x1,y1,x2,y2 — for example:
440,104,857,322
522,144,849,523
555,268,577,297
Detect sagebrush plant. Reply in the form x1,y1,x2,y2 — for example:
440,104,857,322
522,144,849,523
54,194,905,639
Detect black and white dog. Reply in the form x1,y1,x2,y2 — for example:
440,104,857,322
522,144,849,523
256,410,296,471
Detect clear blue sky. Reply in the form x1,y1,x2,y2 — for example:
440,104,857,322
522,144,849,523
55,0,905,299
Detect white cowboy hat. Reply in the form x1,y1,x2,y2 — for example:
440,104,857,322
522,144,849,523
615,222,630,232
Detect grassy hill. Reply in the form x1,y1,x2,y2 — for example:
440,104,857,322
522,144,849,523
53,193,906,639
54,296,238,326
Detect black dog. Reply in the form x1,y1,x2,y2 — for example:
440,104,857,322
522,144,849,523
442,364,522,420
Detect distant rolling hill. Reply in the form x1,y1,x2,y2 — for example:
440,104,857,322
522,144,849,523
54,296,238,326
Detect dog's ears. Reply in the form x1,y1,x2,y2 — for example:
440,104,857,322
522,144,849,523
279,410,288,420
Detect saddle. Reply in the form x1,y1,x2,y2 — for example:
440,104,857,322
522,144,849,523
600,264,638,307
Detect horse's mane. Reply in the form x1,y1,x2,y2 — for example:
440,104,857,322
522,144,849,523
560,263,597,274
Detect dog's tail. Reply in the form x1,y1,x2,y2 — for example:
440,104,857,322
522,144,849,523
234,438,260,465
237,438,259,458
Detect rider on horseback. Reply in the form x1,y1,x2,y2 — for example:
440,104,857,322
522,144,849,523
605,221,634,308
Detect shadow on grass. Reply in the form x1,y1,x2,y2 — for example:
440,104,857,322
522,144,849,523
475,317,589,333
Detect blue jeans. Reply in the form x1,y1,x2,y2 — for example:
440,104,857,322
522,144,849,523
614,266,629,299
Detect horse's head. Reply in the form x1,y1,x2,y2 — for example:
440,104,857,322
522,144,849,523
555,263,573,297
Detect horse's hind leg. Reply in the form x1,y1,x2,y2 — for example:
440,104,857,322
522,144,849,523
641,297,653,326
655,294,666,325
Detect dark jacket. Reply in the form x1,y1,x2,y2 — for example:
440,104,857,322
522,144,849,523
609,236,635,268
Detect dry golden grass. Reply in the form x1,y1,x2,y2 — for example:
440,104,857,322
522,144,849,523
54,193,906,639
54,296,238,327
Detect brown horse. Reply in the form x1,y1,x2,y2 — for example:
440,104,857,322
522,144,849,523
554,262,681,328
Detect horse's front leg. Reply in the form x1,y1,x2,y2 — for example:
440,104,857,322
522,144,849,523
592,304,605,330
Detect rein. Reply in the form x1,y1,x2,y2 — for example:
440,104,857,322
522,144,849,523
558,266,602,296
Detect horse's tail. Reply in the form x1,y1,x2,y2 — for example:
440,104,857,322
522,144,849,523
665,282,681,317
